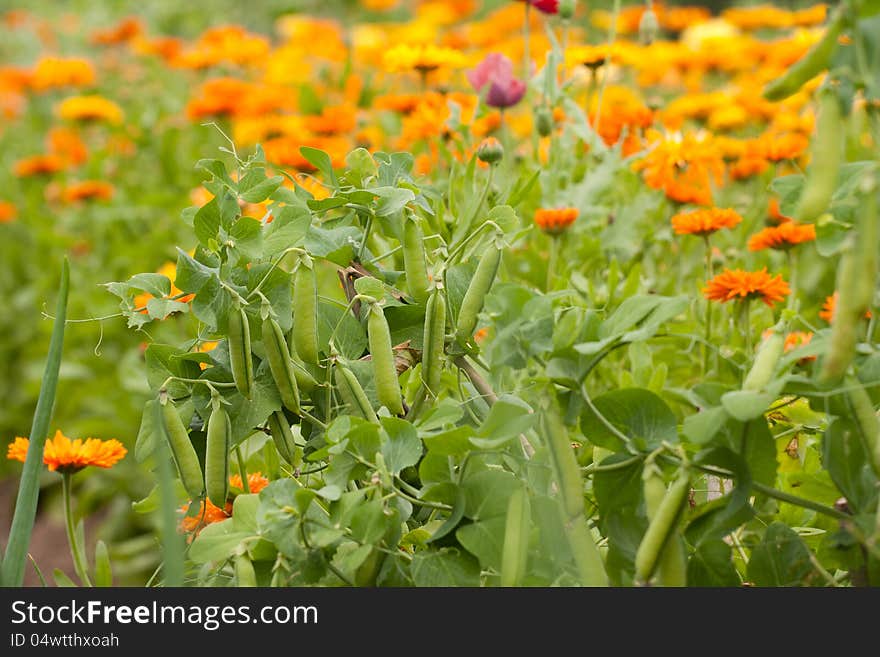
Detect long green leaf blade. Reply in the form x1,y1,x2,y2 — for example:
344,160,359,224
1,258,70,586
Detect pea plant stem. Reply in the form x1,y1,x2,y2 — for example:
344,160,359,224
703,236,713,375
62,474,93,587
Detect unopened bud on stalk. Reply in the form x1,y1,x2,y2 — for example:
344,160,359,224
476,136,504,165
559,0,577,20
535,105,554,137
639,8,659,46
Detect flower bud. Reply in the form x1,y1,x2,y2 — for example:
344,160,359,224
639,8,659,46
534,105,554,137
558,0,576,20
476,136,504,165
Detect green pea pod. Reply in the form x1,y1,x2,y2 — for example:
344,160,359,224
643,465,687,587
421,288,447,398
403,216,430,305
742,328,784,391
367,303,404,415
763,10,844,101
268,410,300,468
455,244,502,346
293,261,319,365
335,363,379,424
160,392,204,499
234,552,257,587
263,316,301,414
845,377,880,477
634,468,690,585
541,410,607,586
205,404,230,508
794,87,845,223
500,486,531,587
821,183,877,382
228,305,254,400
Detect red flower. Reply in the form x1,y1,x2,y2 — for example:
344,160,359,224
526,0,559,14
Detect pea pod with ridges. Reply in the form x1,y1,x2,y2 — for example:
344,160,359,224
455,242,502,346
541,409,607,586
634,468,691,585
845,376,880,478
743,327,785,391
500,486,531,587
403,216,430,305
367,303,404,415
762,9,845,102
642,464,687,587
821,181,877,382
422,287,447,398
159,391,204,499
292,260,319,364
228,304,254,400
794,87,845,224
263,315,301,414
335,363,379,424
267,410,301,468
204,401,230,508
234,552,257,587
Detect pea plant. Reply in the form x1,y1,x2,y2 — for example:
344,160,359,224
95,3,880,587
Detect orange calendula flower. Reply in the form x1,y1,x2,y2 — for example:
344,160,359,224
767,197,792,224
382,44,467,74
178,499,231,536
0,200,17,223
47,127,88,166
819,291,871,323
784,331,814,361
90,16,143,45
7,431,127,474
703,268,790,307
747,222,816,251
179,472,269,536
671,207,742,236
14,154,66,177
535,207,579,234
229,472,270,494
56,95,124,124
29,57,96,91
61,180,115,203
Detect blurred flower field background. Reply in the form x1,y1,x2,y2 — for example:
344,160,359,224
1,0,879,587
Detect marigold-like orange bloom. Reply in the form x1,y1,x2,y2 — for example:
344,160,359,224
819,292,837,322
46,127,88,166
784,331,813,354
703,268,790,307
14,154,66,177
7,431,126,474
671,207,742,236
819,291,871,323
0,200,16,223
90,16,143,45
56,95,124,124
767,197,792,224
535,207,579,234
29,57,96,91
747,221,815,251
178,499,231,535
382,43,467,74
229,472,270,494
61,180,115,203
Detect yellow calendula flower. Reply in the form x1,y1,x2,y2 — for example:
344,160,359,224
56,95,124,124
382,44,467,74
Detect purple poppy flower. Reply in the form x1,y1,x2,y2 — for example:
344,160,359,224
466,53,527,109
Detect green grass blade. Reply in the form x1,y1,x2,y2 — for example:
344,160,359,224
1,258,70,587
